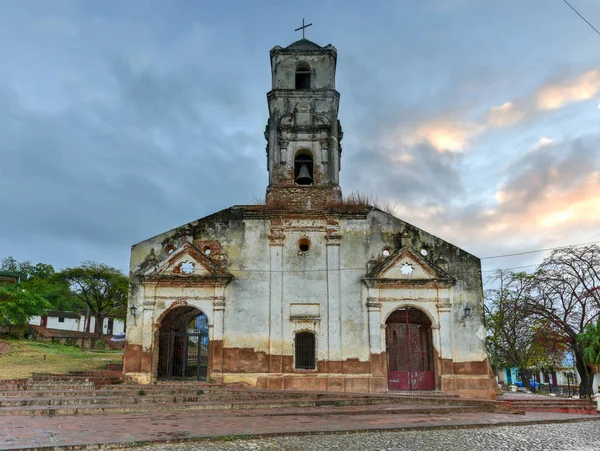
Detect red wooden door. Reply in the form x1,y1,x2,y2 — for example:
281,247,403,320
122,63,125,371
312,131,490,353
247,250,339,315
41,316,48,327
386,308,435,391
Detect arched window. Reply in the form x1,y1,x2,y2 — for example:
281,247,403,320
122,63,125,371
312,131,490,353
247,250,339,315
295,62,311,90
294,150,313,185
295,331,316,369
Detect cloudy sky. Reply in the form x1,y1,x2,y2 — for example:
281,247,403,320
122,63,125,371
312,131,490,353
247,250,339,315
1,0,599,278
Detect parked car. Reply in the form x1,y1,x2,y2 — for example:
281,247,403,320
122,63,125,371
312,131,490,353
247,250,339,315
514,379,540,388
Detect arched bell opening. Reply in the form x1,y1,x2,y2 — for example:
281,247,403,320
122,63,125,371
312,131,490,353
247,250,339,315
295,61,311,90
294,150,314,186
157,306,209,381
385,307,435,391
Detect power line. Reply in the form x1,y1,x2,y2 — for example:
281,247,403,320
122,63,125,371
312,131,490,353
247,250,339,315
480,240,600,260
482,264,540,274
222,240,600,274
562,0,600,37
228,263,542,276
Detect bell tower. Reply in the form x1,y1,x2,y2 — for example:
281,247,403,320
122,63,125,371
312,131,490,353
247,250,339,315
264,38,343,209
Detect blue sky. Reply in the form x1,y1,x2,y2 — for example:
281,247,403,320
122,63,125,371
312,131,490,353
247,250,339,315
1,0,599,277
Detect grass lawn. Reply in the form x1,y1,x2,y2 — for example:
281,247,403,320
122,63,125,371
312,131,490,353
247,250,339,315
0,339,122,380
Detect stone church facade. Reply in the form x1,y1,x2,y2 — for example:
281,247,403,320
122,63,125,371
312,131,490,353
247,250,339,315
123,38,497,399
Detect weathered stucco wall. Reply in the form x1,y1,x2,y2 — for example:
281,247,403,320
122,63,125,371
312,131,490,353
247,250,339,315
123,206,496,398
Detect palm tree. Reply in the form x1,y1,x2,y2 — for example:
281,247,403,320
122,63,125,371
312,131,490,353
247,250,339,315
579,316,600,373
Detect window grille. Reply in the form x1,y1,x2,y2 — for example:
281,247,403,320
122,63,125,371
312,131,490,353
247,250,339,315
295,332,316,369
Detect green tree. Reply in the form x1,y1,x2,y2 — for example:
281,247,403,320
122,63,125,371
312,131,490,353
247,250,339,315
58,262,128,336
579,316,600,372
0,256,20,273
0,284,50,333
1,256,81,312
23,275,81,312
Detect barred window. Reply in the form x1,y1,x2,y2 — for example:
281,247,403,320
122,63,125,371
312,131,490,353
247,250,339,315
295,332,316,369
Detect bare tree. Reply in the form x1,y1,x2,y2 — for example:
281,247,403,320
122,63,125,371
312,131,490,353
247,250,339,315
525,245,600,398
485,270,567,387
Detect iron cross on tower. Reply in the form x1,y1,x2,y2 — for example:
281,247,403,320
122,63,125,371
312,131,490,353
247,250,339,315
294,18,313,39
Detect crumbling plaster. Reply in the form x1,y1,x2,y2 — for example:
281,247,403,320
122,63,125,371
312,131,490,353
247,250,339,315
125,206,488,389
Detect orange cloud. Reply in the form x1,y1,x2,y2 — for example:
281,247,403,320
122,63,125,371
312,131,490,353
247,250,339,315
384,120,483,153
486,101,525,127
484,69,600,129
477,172,599,237
537,69,600,110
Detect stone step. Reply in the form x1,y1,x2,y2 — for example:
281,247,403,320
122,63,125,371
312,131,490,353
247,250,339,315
511,402,596,410
506,398,590,404
508,402,594,407
0,392,377,406
516,406,597,414
11,383,96,391
0,390,352,402
0,398,495,417
0,392,461,408
30,373,121,379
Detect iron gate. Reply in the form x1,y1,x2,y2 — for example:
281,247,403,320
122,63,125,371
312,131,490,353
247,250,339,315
386,308,435,391
157,331,209,381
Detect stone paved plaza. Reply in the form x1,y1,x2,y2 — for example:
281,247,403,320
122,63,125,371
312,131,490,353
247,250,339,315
2,409,599,450
126,421,600,451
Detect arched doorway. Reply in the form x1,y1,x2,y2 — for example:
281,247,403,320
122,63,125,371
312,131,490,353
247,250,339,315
386,307,435,391
157,307,209,381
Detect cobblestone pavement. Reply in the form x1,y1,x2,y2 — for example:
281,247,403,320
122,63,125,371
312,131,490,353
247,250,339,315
125,421,600,451
2,410,598,450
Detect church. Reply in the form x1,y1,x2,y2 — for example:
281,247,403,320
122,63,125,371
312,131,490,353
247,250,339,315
123,37,497,399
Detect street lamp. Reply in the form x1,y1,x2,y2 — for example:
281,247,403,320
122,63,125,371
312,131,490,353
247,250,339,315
130,304,138,326
462,304,472,327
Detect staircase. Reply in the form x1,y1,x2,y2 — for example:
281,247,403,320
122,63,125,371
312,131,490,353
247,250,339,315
501,397,597,415
1,373,596,417
0,373,508,417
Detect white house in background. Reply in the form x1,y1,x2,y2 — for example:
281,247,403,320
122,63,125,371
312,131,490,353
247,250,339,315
29,311,80,331
29,311,125,336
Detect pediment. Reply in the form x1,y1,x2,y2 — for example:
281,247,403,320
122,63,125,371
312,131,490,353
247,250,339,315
363,246,455,288
141,241,232,283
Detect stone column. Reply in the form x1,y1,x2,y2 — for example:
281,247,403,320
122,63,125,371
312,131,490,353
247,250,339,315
211,285,225,375
367,297,383,375
268,227,285,388
325,234,342,373
141,282,157,375
437,300,453,376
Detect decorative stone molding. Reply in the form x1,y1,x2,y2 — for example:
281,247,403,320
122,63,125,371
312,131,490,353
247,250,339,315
268,236,285,246
366,297,381,310
437,302,452,313
325,234,342,245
